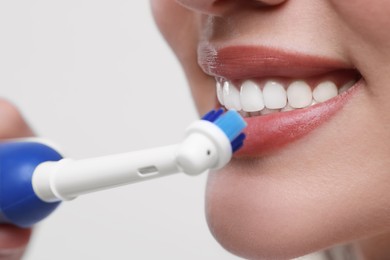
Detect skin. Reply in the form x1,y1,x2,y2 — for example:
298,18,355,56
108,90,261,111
151,0,390,259
0,99,34,259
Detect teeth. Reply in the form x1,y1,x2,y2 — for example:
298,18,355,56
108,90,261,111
263,81,287,109
216,77,356,117
240,80,265,112
313,81,338,103
222,81,242,110
216,81,224,105
287,80,312,108
280,103,294,112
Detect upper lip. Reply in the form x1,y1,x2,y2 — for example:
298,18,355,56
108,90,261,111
197,44,352,80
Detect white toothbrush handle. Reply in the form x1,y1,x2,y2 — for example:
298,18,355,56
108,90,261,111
32,119,234,203
33,145,180,202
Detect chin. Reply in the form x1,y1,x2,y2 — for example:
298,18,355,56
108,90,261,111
205,166,330,259
204,139,390,260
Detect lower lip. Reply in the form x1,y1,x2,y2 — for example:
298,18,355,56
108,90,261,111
235,80,362,157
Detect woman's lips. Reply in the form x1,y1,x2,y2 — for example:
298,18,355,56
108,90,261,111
197,44,360,157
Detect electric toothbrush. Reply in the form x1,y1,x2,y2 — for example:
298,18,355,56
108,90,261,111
0,109,246,227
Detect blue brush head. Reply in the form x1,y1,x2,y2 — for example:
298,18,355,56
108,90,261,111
202,109,247,153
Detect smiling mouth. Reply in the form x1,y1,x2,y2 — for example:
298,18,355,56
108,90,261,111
198,45,362,157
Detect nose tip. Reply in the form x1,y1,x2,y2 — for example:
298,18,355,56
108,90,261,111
176,0,287,15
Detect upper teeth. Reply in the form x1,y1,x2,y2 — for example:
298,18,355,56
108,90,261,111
216,78,355,115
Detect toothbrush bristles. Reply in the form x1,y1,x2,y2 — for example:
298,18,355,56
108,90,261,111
201,108,247,153
201,108,224,122
231,133,246,153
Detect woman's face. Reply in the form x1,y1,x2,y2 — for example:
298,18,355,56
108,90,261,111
151,0,390,258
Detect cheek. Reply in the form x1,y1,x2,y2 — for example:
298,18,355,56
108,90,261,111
150,0,196,58
330,1,390,48
150,0,178,44
151,0,214,114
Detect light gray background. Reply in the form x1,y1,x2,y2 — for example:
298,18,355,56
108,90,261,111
0,1,242,259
